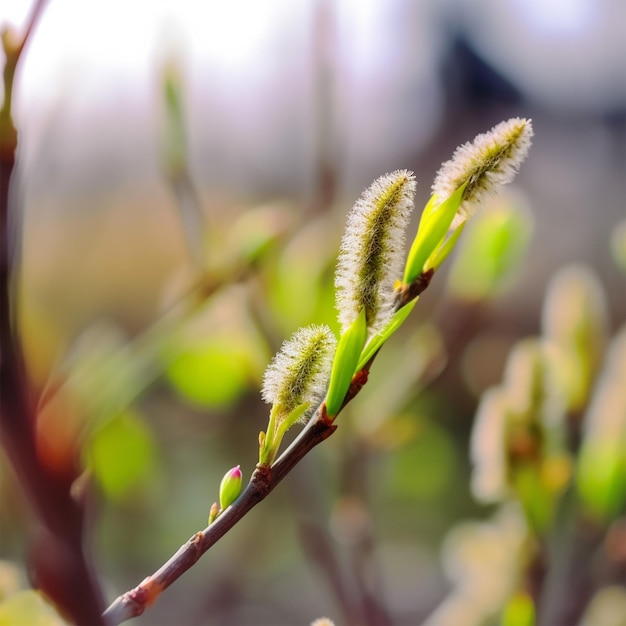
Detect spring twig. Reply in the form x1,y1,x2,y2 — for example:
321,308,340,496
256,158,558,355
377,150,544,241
102,272,435,624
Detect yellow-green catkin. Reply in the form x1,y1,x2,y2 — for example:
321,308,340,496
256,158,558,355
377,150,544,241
335,170,416,335
261,324,337,422
432,118,533,228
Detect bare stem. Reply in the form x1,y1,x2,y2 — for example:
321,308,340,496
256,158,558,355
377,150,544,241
102,412,336,623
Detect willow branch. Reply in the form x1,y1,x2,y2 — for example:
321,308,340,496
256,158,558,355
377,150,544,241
103,269,434,624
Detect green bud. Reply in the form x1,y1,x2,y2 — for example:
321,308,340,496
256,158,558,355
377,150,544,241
447,197,532,301
208,501,219,525
219,465,242,511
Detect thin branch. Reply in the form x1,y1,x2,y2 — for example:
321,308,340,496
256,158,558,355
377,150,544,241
307,0,340,216
102,272,435,624
102,413,335,623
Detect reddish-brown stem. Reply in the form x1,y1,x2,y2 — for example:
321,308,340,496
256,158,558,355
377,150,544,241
1,3,104,623
102,414,336,623
396,267,434,305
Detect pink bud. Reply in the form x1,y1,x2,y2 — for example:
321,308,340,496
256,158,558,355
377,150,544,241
219,465,242,511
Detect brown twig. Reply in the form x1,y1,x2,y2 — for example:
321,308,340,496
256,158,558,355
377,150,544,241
102,272,435,624
102,411,336,623
0,2,105,624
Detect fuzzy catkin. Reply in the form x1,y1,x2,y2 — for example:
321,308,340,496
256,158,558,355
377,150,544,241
335,170,416,335
433,118,533,228
261,324,336,421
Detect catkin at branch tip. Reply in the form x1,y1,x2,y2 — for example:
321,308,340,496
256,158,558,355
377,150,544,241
433,118,533,228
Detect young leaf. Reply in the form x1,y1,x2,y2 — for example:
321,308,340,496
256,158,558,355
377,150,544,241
274,402,311,447
357,297,419,371
259,402,312,465
447,199,532,301
325,309,368,417
424,220,467,273
403,184,465,284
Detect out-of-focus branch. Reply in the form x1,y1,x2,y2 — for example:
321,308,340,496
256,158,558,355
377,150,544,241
0,3,105,624
336,443,393,626
102,272,434,624
307,0,340,216
161,62,208,270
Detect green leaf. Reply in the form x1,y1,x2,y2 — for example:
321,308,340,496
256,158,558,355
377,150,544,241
274,402,311,443
447,200,533,302
259,406,278,465
325,309,367,417
424,220,467,272
86,410,156,501
415,191,440,230
166,331,256,410
403,185,465,284
357,297,418,371
259,402,311,465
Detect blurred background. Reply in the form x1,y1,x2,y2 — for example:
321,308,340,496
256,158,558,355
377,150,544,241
1,0,624,625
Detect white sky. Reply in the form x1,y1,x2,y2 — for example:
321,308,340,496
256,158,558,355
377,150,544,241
3,0,621,110
3,0,437,196
3,1,302,110
2,0,623,197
